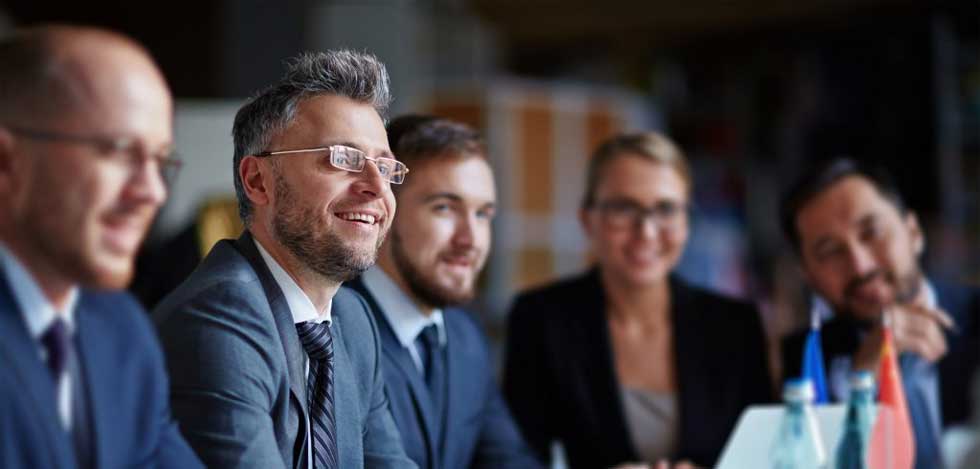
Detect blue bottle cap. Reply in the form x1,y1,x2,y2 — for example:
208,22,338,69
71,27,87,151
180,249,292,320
783,377,815,402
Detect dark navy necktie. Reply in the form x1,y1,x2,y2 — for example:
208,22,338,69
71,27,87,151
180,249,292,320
415,324,446,424
41,318,70,384
40,319,92,469
296,321,339,469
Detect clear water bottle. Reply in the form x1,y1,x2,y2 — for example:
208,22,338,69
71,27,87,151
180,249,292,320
771,378,828,469
834,372,875,469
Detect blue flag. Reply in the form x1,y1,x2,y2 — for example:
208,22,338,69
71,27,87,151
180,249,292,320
802,314,829,404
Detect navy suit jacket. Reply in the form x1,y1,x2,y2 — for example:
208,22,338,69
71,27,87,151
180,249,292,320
153,233,415,469
0,269,203,469
504,269,772,469
347,277,540,469
783,281,980,432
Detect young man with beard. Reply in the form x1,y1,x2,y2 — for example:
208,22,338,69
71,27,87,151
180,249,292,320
0,26,203,468
346,115,540,469
153,51,415,469
780,158,980,469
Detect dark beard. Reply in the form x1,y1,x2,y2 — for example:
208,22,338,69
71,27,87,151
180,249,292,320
271,174,382,283
390,228,475,308
839,265,923,325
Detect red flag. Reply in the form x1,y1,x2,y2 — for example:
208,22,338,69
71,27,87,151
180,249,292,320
867,328,915,469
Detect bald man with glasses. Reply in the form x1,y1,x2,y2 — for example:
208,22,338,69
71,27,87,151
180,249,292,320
0,25,202,468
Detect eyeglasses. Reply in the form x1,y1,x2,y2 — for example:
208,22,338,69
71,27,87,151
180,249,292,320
255,144,409,185
592,199,689,230
5,125,182,187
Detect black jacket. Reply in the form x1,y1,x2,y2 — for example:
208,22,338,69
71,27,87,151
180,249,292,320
503,269,772,468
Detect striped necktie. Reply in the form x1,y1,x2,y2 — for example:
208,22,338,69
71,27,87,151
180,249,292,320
296,321,338,469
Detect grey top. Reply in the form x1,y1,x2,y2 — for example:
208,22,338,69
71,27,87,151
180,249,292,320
620,387,679,464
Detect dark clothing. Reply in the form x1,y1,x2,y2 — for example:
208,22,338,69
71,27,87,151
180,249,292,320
504,269,772,468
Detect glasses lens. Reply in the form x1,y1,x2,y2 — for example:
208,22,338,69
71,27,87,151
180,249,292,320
375,158,408,184
331,146,365,171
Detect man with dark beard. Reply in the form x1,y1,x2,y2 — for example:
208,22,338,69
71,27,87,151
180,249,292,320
780,158,980,469
153,51,415,469
346,115,540,469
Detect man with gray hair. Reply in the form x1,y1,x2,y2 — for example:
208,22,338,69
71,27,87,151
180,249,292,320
154,50,415,468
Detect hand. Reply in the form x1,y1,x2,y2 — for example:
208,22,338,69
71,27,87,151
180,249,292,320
890,303,954,362
852,303,955,370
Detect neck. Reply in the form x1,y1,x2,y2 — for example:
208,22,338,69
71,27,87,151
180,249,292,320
377,254,436,317
0,233,75,312
250,227,339,313
600,268,671,325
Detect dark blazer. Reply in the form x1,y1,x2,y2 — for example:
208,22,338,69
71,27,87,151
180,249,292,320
153,232,415,469
782,281,980,429
347,277,541,469
0,269,203,469
503,269,772,468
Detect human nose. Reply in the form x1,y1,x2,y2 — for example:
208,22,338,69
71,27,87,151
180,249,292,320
844,242,877,276
353,158,387,198
126,153,168,206
453,212,477,248
634,212,660,240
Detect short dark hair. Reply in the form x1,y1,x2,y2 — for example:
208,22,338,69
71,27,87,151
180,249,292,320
232,50,391,225
779,157,908,254
386,114,486,181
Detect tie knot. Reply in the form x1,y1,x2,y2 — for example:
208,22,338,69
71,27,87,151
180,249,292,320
418,323,440,349
40,318,71,379
296,321,333,361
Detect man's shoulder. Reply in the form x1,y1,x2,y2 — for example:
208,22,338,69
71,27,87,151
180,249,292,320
153,239,266,319
79,289,157,345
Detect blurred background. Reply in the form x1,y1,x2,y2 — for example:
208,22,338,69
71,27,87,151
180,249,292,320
2,0,978,377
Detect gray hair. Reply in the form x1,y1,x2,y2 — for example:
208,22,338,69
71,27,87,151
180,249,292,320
232,50,392,225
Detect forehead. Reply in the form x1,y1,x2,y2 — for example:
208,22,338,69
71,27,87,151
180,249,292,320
402,156,495,202
48,43,173,138
277,94,389,155
796,175,899,242
595,154,687,201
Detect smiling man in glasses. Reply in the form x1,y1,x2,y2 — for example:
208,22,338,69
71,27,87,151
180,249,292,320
0,25,202,468
153,50,415,469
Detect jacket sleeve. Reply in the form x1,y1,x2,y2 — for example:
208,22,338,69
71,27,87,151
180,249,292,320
155,286,290,469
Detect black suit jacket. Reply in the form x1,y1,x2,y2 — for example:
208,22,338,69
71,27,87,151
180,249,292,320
782,281,980,428
347,277,540,469
503,269,772,468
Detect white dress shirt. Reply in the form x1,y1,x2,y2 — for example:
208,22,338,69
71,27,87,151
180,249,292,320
253,238,332,468
360,266,445,373
0,242,79,430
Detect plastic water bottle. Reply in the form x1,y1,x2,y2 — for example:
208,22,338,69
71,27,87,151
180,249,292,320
834,371,876,469
771,378,827,469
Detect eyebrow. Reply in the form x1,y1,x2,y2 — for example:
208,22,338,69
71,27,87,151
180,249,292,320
423,193,463,203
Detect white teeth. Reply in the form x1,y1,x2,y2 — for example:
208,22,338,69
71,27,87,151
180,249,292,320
339,212,377,224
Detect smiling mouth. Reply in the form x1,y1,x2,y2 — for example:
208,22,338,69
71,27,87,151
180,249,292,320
335,212,379,225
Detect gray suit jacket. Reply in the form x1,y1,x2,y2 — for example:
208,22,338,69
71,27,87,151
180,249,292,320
153,232,415,469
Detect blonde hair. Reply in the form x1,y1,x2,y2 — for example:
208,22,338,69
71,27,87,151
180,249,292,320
582,131,691,208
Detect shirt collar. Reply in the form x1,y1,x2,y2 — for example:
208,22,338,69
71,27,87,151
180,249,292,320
0,242,78,339
253,238,331,325
361,266,445,348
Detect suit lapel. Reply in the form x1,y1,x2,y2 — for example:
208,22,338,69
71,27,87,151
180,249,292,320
231,232,309,467
0,270,78,468
575,270,637,460
442,310,468,461
669,277,704,458
75,295,111,468
349,278,441,465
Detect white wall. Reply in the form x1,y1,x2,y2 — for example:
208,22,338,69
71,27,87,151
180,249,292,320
153,100,242,241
